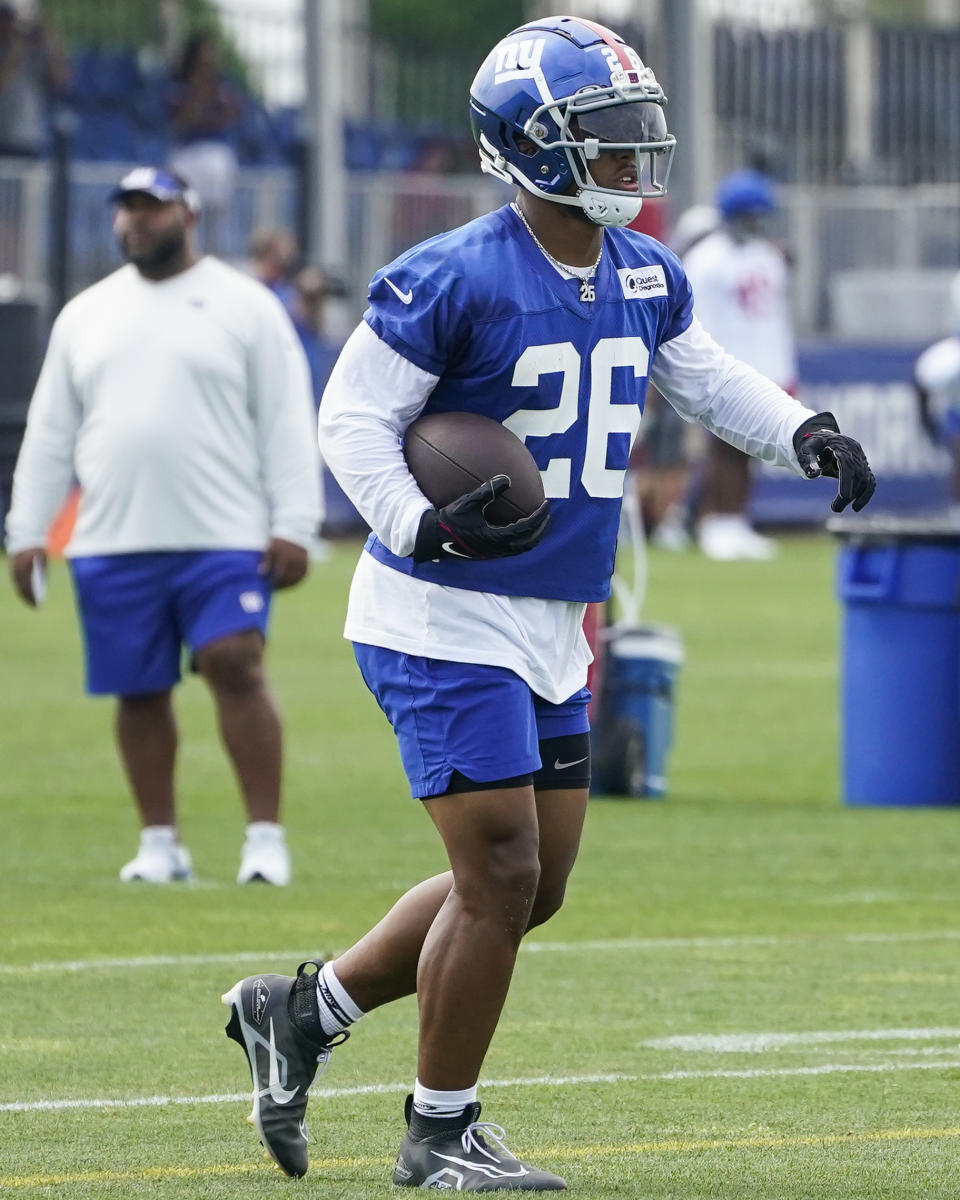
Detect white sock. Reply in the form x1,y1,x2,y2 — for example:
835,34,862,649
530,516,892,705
140,825,177,846
412,1080,478,1119
315,960,364,1037
244,821,285,843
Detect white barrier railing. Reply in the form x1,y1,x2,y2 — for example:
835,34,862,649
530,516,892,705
0,158,956,339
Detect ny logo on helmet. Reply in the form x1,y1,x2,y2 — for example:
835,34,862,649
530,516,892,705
494,38,544,80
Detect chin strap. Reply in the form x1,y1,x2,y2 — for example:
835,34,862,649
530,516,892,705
578,188,643,227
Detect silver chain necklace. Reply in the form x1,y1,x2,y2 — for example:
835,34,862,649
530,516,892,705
513,203,603,303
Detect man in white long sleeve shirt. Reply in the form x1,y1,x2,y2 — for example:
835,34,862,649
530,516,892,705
221,17,876,1189
5,166,321,887
683,169,799,560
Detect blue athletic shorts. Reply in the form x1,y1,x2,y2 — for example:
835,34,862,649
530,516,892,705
69,550,271,696
352,644,591,799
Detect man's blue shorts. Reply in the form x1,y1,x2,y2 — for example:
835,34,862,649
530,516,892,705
353,644,591,799
69,550,272,696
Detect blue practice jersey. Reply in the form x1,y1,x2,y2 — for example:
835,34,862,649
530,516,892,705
363,204,693,602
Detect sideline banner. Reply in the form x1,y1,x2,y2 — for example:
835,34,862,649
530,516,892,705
752,342,953,523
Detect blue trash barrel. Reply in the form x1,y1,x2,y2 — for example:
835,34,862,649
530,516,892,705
590,624,684,798
830,514,960,806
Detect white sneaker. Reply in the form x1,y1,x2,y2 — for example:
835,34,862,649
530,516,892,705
736,525,778,560
698,514,776,561
237,822,291,886
652,514,691,551
120,826,193,883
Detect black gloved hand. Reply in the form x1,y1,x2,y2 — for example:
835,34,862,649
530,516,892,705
412,475,550,563
793,411,876,513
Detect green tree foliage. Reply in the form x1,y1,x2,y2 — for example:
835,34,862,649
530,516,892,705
43,0,225,48
370,0,524,51
368,0,524,132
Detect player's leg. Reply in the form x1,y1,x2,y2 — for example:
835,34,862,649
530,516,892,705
178,550,290,884
318,697,592,1010
525,694,592,929
528,783,588,930
360,653,566,1189
115,689,178,827
328,872,453,1008
114,689,194,882
68,552,191,882
698,437,775,560
391,776,565,1191
701,434,751,517
222,651,566,1184
416,781,540,1089
324,765,588,1011
194,629,281,824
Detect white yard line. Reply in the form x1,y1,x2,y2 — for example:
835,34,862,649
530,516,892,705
645,1028,960,1053
5,1059,960,1115
0,1073,631,1113
0,949,315,975
1,929,959,975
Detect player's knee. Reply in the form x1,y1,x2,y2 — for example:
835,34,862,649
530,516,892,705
457,834,541,927
197,635,263,694
527,879,568,930
484,837,541,898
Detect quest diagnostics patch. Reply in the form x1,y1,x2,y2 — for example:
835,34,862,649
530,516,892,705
617,265,669,300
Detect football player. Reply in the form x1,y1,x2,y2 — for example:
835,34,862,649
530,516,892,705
914,272,960,516
222,15,875,1190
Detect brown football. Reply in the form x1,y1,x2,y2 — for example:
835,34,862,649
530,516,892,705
403,411,545,525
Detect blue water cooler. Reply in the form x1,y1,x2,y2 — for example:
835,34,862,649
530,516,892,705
831,514,960,806
590,623,684,798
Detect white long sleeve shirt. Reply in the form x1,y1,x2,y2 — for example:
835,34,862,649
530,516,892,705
319,317,813,703
683,229,797,390
5,256,321,555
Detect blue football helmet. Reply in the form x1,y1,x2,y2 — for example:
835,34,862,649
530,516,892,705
469,15,676,228
715,169,777,220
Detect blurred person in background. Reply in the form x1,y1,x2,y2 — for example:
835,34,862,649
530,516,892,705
220,15,874,1191
914,269,960,518
289,265,350,550
683,169,798,560
4,166,320,887
0,0,69,158
288,265,344,406
635,203,722,549
246,226,300,310
167,31,244,251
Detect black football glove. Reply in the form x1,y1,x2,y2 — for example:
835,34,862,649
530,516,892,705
793,411,876,513
412,475,550,563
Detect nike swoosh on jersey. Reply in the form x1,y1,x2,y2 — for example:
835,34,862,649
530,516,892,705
384,277,413,304
554,756,589,770
261,1018,299,1104
441,541,473,558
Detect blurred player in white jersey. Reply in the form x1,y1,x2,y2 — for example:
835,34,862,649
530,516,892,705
220,17,875,1190
683,169,798,560
5,167,320,887
914,270,960,517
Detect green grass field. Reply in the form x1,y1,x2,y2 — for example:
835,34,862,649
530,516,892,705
2,533,959,1198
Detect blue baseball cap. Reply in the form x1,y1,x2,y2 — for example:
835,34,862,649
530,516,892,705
715,169,776,220
109,166,200,213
